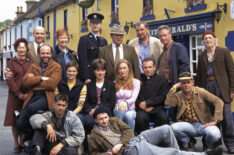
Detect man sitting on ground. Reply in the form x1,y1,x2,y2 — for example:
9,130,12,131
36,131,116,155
30,93,85,155
165,72,224,151
88,106,222,155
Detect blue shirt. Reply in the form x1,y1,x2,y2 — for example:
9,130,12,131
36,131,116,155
139,39,150,74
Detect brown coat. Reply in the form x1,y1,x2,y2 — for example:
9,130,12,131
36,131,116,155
22,60,62,109
88,117,133,155
27,43,40,64
165,86,224,124
196,46,234,102
4,57,33,126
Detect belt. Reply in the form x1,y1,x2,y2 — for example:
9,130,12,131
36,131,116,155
207,76,216,81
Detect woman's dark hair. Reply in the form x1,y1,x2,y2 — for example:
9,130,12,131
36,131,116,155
65,61,79,71
14,38,28,52
92,58,106,70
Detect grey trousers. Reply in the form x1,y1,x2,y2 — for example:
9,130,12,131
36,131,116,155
124,125,206,155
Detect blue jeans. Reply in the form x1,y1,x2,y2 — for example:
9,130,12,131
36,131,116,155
114,109,136,131
171,122,221,146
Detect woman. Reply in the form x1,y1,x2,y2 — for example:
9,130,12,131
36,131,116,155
4,38,33,153
53,29,78,79
196,30,234,153
57,61,86,114
81,58,116,134
114,59,141,131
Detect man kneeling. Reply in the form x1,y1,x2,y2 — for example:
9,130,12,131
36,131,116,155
88,106,222,155
30,93,85,155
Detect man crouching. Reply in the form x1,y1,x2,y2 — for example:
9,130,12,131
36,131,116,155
30,93,85,155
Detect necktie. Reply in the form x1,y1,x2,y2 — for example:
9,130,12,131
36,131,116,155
96,36,100,47
115,45,120,67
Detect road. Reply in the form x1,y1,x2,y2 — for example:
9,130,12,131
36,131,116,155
0,81,231,155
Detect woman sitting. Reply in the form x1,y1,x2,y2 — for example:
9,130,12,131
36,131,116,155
114,59,141,131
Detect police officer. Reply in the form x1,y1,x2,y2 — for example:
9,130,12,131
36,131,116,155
78,13,108,83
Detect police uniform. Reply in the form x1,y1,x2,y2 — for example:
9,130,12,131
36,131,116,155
78,13,108,81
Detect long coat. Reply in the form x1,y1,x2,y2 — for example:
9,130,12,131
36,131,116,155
99,44,141,81
4,57,33,126
22,60,62,109
27,43,40,64
82,79,116,114
196,46,234,102
78,32,107,81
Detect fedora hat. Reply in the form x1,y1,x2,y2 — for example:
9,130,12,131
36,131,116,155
109,24,126,35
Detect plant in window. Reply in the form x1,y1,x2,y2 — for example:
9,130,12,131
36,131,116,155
110,12,119,23
81,19,88,29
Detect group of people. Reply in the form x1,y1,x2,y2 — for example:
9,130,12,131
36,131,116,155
3,12,234,155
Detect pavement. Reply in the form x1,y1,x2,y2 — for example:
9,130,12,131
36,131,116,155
0,81,232,155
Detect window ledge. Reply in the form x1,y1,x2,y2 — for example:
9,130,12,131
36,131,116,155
184,4,207,13
140,15,155,21
80,28,88,33
109,22,120,27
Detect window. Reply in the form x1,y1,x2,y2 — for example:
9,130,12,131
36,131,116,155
81,8,88,32
47,16,50,33
39,20,42,26
20,25,23,38
189,35,205,76
110,0,119,26
184,0,206,13
64,10,68,29
140,0,155,21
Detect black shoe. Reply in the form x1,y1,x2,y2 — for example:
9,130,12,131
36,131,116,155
188,137,196,151
206,145,223,155
228,147,234,154
31,145,42,155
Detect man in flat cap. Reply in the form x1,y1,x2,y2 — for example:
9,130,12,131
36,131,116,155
99,24,140,81
78,13,108,83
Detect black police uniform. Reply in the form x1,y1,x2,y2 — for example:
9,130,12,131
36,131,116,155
77,13,107,81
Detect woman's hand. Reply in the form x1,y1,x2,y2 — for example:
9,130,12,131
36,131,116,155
118,101,128,112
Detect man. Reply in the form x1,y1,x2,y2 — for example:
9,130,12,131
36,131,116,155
78,13,107,83
135,58,169,134
165,72,224,151
99,24,140,81
157,25,190,86
17,44,62,140
29,93,85,155
196,30,234,153
88,106,223,155
4,26,46,79
129,22,163,78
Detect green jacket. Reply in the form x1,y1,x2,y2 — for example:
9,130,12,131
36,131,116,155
88,117,133,155
165,86,224,124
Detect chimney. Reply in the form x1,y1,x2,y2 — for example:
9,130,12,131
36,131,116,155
26,0,38,11
16,6,24,18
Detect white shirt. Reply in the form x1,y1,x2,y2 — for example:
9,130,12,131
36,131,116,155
33,41,43,55
112,43,124,61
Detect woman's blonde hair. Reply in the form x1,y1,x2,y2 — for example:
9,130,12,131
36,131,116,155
115,59,134,91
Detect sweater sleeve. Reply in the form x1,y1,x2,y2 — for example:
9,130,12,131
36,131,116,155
125,79,141,106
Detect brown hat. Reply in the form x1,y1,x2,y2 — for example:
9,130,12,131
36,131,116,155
109,24,126,35
202,30,216,40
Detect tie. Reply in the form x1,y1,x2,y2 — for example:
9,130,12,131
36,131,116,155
96,36,100,47
115,45,120,67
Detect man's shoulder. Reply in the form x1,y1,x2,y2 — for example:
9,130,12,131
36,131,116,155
99,44,111,51
123,44,135,51
128,38,138,45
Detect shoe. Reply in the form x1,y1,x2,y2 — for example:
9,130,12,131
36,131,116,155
31,145,42,155
14,146,22,154
206,145,223,155
188,137,196,151
228,147,234,154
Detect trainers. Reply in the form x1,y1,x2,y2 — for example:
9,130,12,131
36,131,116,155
206,145,223,155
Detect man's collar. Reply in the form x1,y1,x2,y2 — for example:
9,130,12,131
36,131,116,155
95,124,110,131
91,31,99,38
112,42,123,48
40,60,50,68
34,41,43,46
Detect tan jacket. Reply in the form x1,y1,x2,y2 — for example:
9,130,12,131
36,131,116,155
129,36,163,69
165,86,224,124
27,43,40,64
22,60,62,109
88,117,133,155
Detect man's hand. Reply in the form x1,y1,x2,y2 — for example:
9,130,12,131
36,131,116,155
72,50,78,56
23,93,28,100
85,78,91,84
111,143,123,154
18,93,25,100
4,68,13,79
89,109,95,116
46,124,57,142
139,101,146,110
27,73,34,77
145,107,154,112
173,83,181,89
203,121,217,128
230,93,234,100
41,76,49,81
50,143,64,155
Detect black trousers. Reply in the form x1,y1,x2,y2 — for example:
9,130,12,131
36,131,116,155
32,130,78,155
17,92,48,139
135,108,169,135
